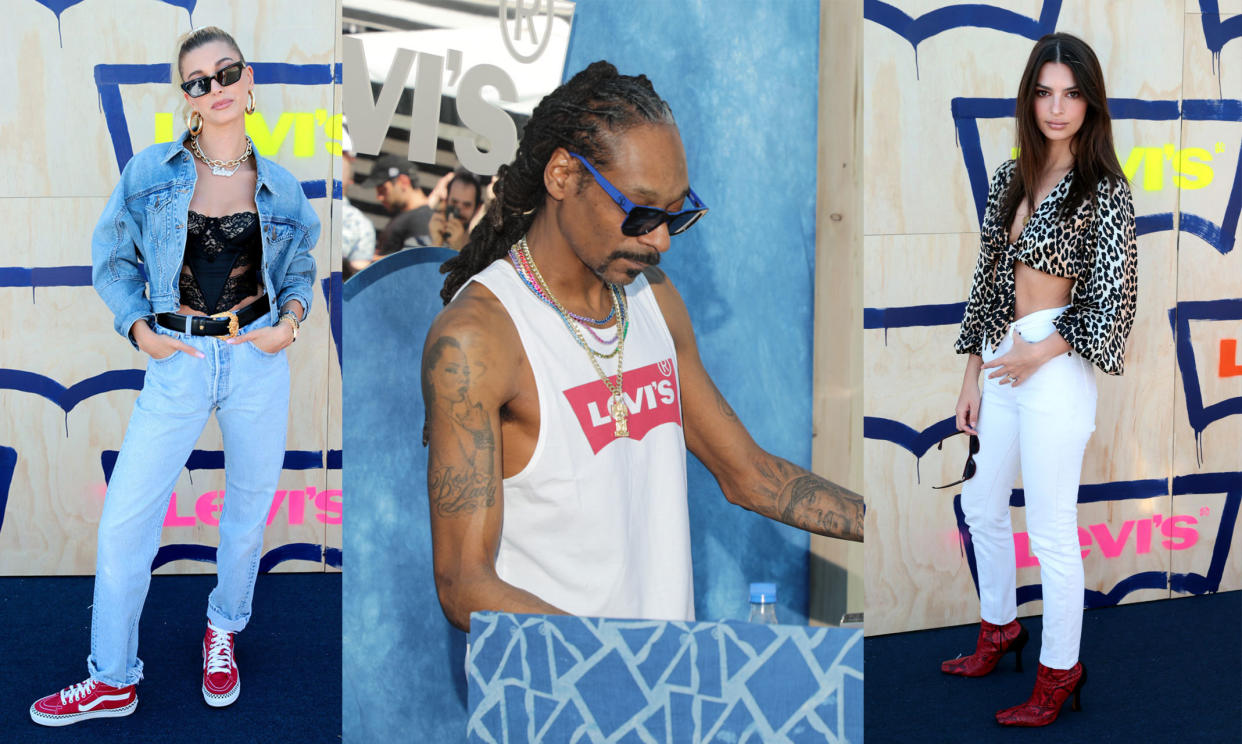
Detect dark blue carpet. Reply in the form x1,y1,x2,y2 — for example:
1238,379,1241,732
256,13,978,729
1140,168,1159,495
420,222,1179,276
2,573,340,743
865,591,1242,742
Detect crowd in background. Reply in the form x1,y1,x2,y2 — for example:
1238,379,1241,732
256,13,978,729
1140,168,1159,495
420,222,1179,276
341,129,492,281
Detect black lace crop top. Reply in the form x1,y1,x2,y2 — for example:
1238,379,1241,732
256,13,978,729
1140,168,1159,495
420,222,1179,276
179,211,263,315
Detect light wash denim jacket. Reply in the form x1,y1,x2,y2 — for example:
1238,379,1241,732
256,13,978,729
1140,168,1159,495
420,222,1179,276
91,133,320,347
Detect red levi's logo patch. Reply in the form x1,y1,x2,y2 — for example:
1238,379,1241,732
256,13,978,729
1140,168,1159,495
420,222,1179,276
562,357,682,454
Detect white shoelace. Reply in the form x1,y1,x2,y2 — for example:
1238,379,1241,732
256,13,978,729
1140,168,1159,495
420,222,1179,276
205,626,234,676
61,679,98,704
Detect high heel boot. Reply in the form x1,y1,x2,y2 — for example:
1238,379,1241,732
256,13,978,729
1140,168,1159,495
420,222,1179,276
995,662,1086,727
940,619,1028,676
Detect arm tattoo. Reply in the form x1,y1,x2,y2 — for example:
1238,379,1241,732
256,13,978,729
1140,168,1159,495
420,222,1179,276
424,336,498,518
753,456,863,541
713,384,739,422
429,461,495,517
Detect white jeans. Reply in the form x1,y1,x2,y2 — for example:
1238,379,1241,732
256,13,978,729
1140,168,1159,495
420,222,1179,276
960,305,1096,670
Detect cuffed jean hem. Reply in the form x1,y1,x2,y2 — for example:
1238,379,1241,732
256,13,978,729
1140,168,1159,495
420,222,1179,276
88,313,289,684
87,655,143,688
206,600,251,634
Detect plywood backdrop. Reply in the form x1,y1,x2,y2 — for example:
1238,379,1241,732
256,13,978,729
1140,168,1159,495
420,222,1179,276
862,0,1241,635
0,0,342,576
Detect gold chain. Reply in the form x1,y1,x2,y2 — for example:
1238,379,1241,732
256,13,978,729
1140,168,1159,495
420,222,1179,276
190,136,253,172
518,237,626,360
518,236,630,437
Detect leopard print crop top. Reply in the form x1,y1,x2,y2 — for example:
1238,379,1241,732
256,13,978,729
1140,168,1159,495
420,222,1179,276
954,160,1138,375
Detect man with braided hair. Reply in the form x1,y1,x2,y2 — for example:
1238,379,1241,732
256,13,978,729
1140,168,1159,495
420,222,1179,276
422,61,861,630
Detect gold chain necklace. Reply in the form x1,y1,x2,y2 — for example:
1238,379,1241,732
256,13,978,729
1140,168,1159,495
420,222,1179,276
517,237,627,359
518,236,630,438
191,136,253,177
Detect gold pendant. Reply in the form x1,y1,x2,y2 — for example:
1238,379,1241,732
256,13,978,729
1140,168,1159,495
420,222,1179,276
610,394,630,438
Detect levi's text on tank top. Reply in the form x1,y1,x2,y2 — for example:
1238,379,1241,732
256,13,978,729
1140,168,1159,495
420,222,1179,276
463,257,695,621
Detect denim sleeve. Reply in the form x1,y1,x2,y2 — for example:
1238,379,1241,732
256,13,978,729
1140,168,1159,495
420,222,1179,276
276,195,320,318
91,174,152,349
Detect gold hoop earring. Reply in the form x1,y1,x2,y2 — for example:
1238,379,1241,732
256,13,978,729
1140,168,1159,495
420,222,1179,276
245,90,255,115
187,110,203,136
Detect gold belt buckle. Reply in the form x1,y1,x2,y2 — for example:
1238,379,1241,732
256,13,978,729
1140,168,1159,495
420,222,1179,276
209,310,240,338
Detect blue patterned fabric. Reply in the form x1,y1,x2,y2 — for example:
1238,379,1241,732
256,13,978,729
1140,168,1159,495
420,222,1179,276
467,613,862,743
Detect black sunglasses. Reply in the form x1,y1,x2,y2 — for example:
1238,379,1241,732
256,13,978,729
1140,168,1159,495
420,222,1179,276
180,60,246,98
932,432,979,490
569,153,709,237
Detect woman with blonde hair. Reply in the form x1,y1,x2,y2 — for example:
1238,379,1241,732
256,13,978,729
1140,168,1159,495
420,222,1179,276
31,26,317,726
943,32,1137,727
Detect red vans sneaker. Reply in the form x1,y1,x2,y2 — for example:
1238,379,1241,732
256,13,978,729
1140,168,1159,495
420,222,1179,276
202,623,240,707
30,678,137,726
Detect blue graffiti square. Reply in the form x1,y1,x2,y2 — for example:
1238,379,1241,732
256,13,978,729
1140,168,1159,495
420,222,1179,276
1169,299,1242,439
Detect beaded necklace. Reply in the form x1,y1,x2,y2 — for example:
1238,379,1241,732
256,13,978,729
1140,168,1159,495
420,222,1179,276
515,237,628,358
509,247,615,325
516,236,631,438
508,247,619,344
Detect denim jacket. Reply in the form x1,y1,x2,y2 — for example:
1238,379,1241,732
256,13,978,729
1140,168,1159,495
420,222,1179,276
91,133,320,347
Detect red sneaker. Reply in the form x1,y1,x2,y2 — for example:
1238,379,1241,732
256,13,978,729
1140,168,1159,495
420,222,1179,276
202,624,240,707
29,678,137,726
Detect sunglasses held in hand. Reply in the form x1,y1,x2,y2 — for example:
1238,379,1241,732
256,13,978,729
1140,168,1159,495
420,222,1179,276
569,152,708,237
181,60,246,98
932,432,979,490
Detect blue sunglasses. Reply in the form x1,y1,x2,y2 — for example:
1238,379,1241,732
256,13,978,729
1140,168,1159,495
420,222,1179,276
569,152,708,237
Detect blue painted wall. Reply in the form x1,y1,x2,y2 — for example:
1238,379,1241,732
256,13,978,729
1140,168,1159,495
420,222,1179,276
342,249,466,743
564,0,820,626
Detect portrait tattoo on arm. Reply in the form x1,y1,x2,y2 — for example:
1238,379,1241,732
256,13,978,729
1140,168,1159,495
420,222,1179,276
752,455,864,542
423,336,498,519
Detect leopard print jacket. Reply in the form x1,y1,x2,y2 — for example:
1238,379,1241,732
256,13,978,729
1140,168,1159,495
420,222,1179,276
954,160,1138,375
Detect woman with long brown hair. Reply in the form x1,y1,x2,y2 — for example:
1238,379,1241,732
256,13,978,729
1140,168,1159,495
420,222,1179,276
943,32,1137,726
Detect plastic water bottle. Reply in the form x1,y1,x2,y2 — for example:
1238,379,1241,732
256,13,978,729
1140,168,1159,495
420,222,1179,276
748,582,778,624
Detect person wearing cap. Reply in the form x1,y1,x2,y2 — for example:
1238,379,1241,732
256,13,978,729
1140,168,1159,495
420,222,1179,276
362,153,433,257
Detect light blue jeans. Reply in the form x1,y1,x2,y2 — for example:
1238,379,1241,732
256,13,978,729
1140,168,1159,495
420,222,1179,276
87,316,290,687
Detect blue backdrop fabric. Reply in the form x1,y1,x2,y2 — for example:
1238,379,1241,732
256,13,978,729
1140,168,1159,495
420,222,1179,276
563,0,820,626
343,1,822,740
466,613,863,743
342,248,468,742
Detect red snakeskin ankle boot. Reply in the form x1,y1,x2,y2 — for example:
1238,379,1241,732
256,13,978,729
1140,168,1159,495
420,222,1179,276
940,619,1028,676
995,662,1086,726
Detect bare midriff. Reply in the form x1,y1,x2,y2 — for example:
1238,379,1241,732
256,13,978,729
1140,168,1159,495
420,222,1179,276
1013,259,1073,320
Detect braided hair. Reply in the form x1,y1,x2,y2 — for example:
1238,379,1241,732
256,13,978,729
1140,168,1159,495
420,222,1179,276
438,60,674,304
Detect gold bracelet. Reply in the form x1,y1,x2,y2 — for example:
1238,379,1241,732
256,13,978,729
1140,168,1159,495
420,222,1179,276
279,311,300,342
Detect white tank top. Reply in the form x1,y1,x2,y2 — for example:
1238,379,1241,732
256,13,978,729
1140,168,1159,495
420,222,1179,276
464,257,694,621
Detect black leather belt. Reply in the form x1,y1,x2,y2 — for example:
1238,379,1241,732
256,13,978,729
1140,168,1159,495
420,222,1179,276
156,296,270,338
